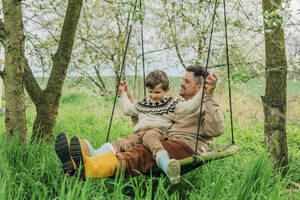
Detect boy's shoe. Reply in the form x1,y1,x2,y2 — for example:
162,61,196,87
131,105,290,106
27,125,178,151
69,136,86,180
70,138,120,179
55,132,76,176
166,159,181,184
157,150,181,184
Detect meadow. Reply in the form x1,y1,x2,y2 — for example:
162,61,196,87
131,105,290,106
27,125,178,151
0,76,299,199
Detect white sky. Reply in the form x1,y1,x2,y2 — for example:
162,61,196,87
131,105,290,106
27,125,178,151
0,0,299,76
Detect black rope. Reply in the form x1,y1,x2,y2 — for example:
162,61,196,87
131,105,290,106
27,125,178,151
140,0,146,98
223,0,235,145
106,0,138,143
193,0,219,160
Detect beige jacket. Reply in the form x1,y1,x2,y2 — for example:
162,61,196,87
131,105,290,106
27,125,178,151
168,94,225,156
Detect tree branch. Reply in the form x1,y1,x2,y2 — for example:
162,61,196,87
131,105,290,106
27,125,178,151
165,5,186,69
23,16,58,42
73,63,105,94
46,0,83,99
23,60,42,106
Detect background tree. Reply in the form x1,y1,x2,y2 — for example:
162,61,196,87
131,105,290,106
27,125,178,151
0,59,3,112
0,0,27,142
0,0,83,143
25,0,83,143
70,1,142,95
261,0,289,175
153,0,213,68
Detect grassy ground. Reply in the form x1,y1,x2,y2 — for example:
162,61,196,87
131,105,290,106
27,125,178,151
0,77,299,199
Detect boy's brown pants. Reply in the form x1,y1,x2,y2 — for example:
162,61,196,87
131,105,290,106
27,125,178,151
111,126,168,158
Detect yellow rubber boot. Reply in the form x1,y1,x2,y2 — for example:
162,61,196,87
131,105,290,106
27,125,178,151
80,140,93,157
70,136,119,179
84,152,119,178
55,132,77,176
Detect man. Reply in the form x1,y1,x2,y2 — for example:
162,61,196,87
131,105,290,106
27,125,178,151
55,65,224,182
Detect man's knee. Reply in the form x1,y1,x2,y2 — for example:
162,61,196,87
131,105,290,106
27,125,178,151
162,139,193,160
112,137,131,152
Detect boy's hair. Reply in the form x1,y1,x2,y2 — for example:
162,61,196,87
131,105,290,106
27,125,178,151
145,70,169,91
186,65,209,85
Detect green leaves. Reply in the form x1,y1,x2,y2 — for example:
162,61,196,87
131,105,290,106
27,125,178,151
230,73,252,83
263,9,284,28
233,19,242,27
132,8,145,24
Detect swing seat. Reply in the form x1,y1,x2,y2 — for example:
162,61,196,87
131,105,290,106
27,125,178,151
152,143,238,175
179,143,238,175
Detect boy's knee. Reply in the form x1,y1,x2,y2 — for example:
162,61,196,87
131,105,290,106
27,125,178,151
142,132,153,146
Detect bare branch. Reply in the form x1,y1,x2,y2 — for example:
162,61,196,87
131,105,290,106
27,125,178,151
164,5,186,68
23,16,58,42
77,36,112,61
23,60,42,106
73,63,106,94
24,28,45,67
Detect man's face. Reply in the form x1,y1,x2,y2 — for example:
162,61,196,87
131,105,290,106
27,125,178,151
179,72,201,100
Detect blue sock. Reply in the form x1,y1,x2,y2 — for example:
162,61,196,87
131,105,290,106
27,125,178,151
94,143,114,156
157,151,171,174
156,150,181,184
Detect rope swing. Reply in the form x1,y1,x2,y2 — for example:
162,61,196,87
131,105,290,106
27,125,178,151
106,0,138,143
193,0,235,163
105,0,238,174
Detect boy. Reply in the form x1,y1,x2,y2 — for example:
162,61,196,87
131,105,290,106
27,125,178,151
92,70,204,184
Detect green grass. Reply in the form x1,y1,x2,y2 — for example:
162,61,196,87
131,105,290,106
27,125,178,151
0,79,299,199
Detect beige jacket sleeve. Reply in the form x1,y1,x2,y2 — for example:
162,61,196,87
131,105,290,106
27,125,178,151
174,90,203,116
119,93,139,117
202,94,225,137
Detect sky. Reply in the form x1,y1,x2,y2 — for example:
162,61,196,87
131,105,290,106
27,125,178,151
0,0,299,76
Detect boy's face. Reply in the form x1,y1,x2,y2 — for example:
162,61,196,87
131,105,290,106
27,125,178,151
147,84,170,102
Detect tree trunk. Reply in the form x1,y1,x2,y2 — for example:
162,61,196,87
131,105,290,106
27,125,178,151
24,0,83,143
32,96,58,143
1,0,27,142
261,0,288,175
0,60,3,110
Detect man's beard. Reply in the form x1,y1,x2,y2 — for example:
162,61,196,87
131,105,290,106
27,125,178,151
179,87,186,98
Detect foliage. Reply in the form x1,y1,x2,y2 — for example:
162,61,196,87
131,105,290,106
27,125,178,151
0,78,299,199
4,0,297,98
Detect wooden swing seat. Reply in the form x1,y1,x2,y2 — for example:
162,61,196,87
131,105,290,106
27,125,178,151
151,143,239,175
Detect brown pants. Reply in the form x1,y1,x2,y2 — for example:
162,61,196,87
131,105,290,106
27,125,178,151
117,139,194,177
111,127,167,157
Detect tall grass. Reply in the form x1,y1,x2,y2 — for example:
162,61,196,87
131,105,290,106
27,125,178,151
0,78,299,199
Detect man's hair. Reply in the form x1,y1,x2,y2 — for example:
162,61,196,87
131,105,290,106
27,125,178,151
145,70,169,91
186,65,209,85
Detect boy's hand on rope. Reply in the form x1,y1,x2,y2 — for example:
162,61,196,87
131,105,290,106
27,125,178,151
117,81,134,103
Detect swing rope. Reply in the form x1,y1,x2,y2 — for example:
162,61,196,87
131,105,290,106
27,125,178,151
106,0,138,143
223,0,234,145
139,0,146,98
193,0,235,161
193,0,219,159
